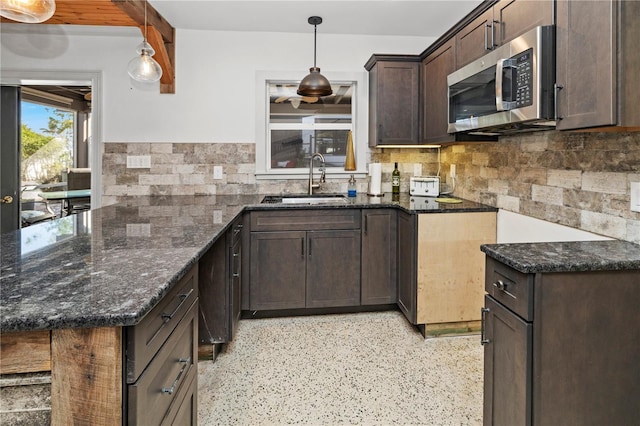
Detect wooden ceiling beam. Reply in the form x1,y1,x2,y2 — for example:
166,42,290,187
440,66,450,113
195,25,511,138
1,0,176,94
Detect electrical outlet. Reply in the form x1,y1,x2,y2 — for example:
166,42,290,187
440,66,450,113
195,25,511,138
213,210,223,224
213,166,223,180
631,182,640,213
126,155,151,169
450,164,456,178
413,163,422,177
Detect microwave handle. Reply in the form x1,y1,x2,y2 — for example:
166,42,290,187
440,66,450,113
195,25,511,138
496,58,517,111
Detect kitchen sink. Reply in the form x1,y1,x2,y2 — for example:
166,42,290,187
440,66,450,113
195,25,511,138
261,194,351,205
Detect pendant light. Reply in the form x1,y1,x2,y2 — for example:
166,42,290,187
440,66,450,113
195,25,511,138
127,0,163,83
0,0,56,23
297,16,332,97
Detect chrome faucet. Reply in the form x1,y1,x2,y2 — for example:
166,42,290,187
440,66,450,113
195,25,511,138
308,152,326,194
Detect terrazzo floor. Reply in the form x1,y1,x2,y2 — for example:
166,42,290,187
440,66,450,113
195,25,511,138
197,311,484,425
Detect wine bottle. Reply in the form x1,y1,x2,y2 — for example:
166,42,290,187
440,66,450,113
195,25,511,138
392,162,400,194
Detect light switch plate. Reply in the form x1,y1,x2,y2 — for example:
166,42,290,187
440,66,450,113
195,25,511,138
631,182,640,212
126,155,151,169
413,163,422,177
213,166,223,180
213,210,223,224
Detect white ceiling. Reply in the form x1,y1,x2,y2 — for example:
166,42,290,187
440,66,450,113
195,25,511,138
149,0,484,37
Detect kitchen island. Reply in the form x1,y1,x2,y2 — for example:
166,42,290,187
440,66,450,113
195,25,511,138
480,241,640,425
1,193,495,424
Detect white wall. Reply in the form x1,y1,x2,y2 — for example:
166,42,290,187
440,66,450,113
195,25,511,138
497,210,612,243
1,24,433,143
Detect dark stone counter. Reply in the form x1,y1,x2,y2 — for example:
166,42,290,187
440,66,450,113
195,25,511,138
481,240,640,273
1,193,495,332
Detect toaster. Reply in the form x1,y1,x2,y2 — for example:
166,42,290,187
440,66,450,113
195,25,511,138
410,176,440,197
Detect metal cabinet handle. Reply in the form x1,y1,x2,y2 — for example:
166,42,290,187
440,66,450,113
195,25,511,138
480,307,491,345
232,273,240,278
554,83,564,121
161,288,194,323
493,280,508,291
364,215,368,234
161,356,191,395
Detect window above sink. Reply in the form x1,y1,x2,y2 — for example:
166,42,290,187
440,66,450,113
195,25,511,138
254,71,368,180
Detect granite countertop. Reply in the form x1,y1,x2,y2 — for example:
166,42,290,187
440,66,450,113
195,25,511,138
481,240,640,273
0,193,495,333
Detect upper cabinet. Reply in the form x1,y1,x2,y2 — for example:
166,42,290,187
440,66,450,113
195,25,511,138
555,0,640,130
456,0,553,69
421,39,456,143
366,55,421,147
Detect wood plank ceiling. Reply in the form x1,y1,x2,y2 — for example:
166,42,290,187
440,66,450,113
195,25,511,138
2,0,176,93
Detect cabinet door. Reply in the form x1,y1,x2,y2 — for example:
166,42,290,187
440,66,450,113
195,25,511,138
229,233,241,340
396,212,417,323
250,231,306,310
455,8,494,68
198,234,228,344
371,61,420,146
422,39,456,143
556,0,616,129
483,296,532,426
494,0,553,46
361,209,397,305
306,230,361,308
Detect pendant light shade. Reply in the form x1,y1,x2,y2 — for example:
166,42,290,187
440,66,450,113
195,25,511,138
297,16,332,97
127,1,163,83
127,41,163,82
0,0,56,23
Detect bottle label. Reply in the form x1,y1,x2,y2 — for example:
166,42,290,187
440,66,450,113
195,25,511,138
392,176,400,187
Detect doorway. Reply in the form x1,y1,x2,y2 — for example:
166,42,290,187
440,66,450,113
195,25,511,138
0,70,102,234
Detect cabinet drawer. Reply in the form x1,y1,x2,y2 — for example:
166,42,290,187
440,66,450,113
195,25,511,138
251,210,360,231
127,265,198,383
485,257,534,321
128,300,198,426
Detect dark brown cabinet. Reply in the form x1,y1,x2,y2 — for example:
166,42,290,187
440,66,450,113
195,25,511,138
396,210,417,322
555,0,640,130
482,256,640,425
455,0,553,69
455,8,495,68
249,210,361,311
421,38,456,143
365,55,421,147
250,231,307,310
198,217,243,344
361,209,397,305
126,265,199,425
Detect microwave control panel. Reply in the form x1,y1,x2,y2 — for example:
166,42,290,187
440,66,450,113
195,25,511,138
514,48,533,108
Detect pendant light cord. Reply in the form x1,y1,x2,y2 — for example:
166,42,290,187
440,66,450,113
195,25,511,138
144,0,148,42
313,23,317,68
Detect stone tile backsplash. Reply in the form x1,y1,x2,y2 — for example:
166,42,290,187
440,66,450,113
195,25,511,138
103,130,640,243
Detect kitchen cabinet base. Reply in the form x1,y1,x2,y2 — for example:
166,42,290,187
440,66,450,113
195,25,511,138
416,320,481,338
242,304,398,319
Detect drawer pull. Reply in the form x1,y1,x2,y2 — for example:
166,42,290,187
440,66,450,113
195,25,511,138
161,288,194,323
480,307,491,345
493,280,508,291
232,273,240,278
161,356,191,395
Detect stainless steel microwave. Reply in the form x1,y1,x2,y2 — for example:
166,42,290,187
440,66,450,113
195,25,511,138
447,25,556,135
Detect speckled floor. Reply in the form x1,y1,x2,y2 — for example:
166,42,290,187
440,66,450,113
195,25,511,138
197,311,483,425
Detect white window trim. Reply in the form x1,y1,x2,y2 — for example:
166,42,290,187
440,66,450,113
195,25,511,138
255,70,369,180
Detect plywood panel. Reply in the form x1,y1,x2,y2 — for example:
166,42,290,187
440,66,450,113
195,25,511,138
416,212,496,324
51,327,122,426
0,330,51,374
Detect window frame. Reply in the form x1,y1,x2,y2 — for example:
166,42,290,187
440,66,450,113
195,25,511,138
255,70,368,179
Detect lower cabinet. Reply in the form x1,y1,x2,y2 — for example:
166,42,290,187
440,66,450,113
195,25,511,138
198,216,243,344
361,209,397,305
249,209,361,311
482,256,640,425
397,211,497,335
126,264,199,425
